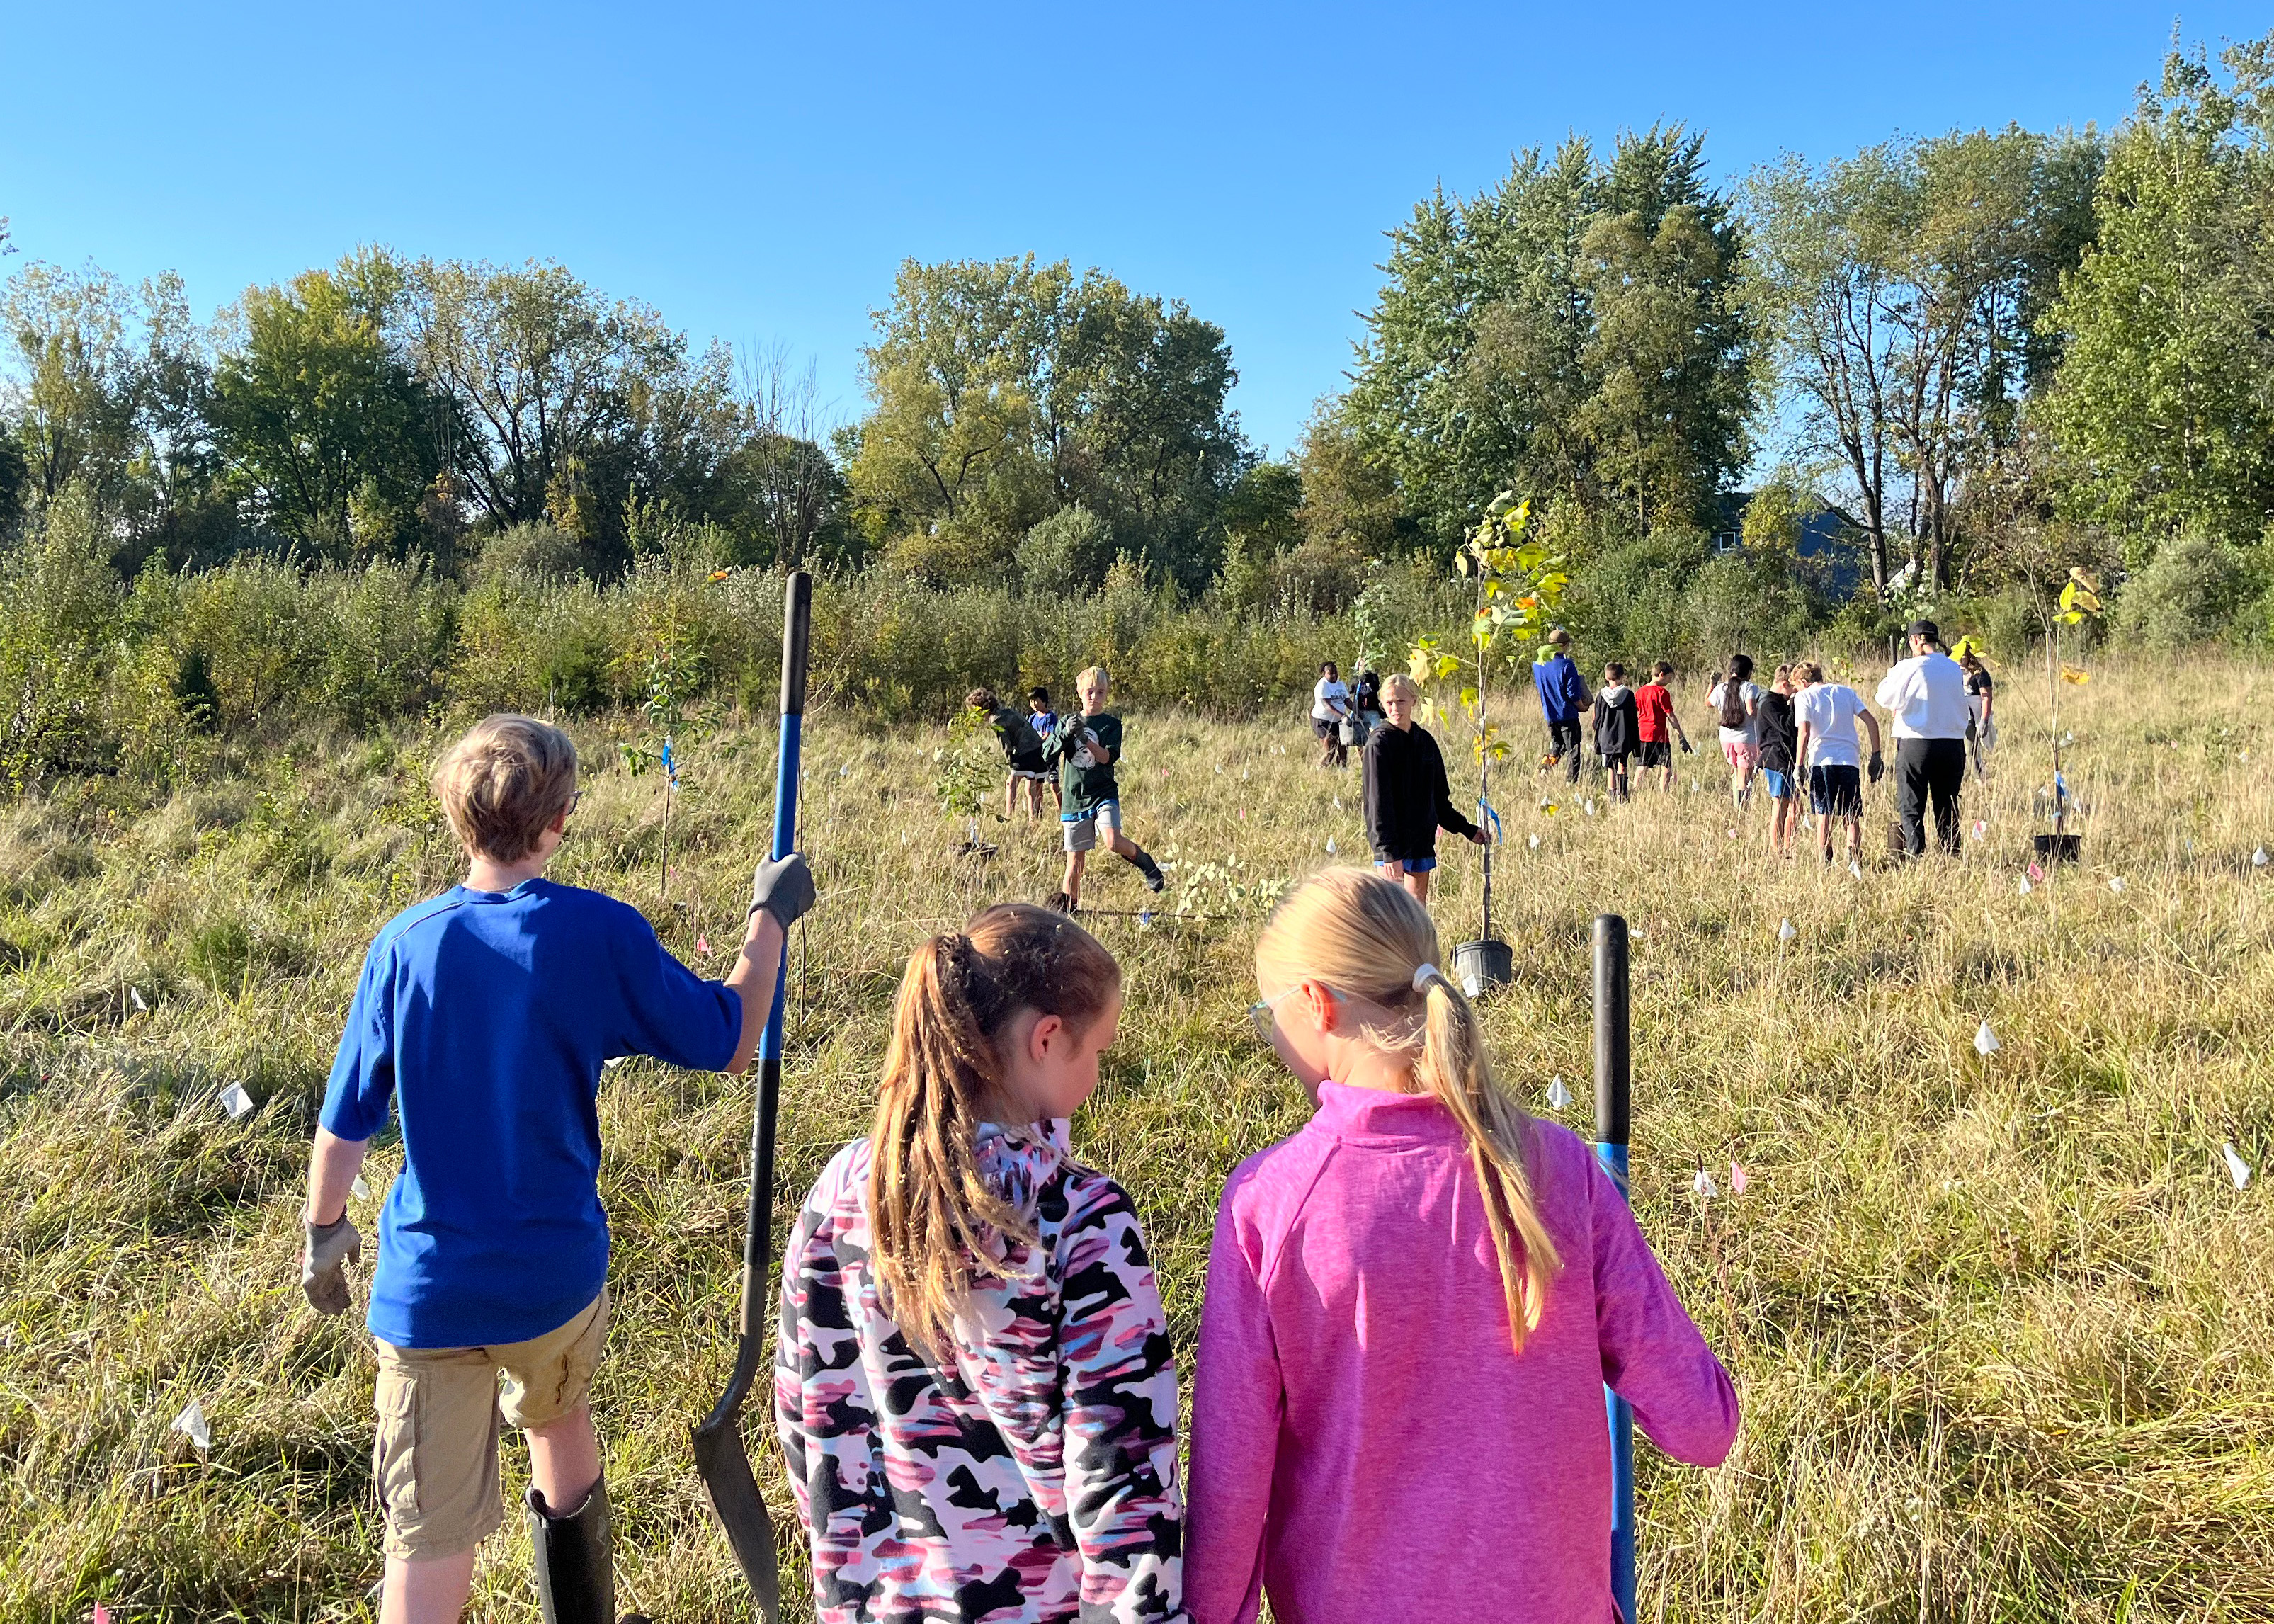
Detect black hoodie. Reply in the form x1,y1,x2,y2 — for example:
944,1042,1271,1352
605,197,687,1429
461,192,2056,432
1361,722,1478,864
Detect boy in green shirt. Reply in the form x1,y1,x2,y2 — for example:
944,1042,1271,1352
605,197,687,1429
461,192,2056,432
1041,666,1165,912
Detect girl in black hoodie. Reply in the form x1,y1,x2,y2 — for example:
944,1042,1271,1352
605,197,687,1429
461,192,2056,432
1361,673,1489,904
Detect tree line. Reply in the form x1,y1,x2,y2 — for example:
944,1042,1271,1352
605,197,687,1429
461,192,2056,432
0,248,852,578
5,28,2274,652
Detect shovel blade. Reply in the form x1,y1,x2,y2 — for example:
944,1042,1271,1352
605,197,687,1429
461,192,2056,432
692,1412,781,1620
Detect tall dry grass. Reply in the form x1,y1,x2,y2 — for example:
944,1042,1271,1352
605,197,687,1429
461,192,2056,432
0,656,2269,1620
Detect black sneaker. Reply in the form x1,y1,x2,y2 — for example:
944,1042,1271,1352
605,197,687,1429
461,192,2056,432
1141,862,1166,894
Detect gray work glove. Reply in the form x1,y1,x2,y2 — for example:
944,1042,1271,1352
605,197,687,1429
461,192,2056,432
749,853,816,930
302,1214,363,1316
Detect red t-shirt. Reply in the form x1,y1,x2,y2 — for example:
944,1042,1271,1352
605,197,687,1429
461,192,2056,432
1635,683,1674,742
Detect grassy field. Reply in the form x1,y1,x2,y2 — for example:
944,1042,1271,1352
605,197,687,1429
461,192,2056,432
1,657,2271,1622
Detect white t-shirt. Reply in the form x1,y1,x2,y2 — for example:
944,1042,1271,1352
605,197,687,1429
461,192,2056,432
1706,681,1763,745
1795,683,1868,767
1875,654,1970,739
1312,678,1351,723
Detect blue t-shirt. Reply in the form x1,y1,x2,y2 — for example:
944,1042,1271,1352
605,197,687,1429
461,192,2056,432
321,878,741,1348
1533,654,1587,725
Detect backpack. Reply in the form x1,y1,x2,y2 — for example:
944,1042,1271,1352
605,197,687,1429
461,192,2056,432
1718,680,1750,731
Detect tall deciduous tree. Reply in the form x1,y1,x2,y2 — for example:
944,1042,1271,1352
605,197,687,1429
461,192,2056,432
1346,132,1753,550
1576,128,1754,532
4,262,139,509
1745,127,2100,588
210,252,438,557
399,256,696,555
2040,37,2274,555
847,256,1244,589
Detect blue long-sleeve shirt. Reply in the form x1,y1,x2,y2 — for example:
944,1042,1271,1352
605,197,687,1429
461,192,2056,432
1533,654,1588,725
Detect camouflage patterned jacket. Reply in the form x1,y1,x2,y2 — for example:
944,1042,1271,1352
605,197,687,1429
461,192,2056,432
774,1122,1188,1623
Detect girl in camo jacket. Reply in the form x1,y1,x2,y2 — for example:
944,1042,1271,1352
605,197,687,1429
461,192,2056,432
775,903,1187,1623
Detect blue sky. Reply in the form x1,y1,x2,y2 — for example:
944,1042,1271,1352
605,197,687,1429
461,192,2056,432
3,1,2265,459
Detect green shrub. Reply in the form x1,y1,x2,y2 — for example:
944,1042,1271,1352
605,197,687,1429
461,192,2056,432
1018,505,1113,596
2111,530,2264,647
0,482,120,789
309,560,457,728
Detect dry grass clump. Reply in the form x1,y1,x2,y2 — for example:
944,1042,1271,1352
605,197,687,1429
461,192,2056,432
0,656,2269,1620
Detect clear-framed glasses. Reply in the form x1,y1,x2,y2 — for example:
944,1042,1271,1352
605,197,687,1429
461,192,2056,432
1249,984,1335,1044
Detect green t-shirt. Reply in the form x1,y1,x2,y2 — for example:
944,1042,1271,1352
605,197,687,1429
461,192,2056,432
1044,710,1122,816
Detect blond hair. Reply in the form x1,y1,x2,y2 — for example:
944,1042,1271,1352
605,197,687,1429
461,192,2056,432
1076,666,1111,696
431,714,579,861
1255,870,1562,1349
1380,671,1420,703
870,904,1122,1358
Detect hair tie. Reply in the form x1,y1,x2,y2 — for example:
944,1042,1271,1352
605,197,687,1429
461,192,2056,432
1412,963,1439,992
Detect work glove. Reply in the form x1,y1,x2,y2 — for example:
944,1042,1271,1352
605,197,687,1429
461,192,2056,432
302,1214,363,1316
749,853,816,930
1867,751,1886,785
1678,738,1695,755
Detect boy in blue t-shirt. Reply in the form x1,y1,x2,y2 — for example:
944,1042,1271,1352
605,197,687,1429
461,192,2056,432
1027,686,1064,810
299,714,814,1624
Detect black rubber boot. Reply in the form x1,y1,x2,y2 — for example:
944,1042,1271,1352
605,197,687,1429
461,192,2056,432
528,1477,630,1624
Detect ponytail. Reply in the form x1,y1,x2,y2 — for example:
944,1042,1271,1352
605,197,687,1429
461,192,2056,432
1256,870,1563,1353
868,904,1121,1358
1413,967,1562,1347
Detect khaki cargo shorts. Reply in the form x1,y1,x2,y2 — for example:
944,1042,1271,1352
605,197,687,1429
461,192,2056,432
372,1290,608,1560
1061,798,1122,853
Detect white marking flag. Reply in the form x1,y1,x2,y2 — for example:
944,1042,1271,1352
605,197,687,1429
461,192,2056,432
2223,1142,2253,1191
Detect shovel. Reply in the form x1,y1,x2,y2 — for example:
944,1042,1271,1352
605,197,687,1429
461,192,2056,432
691,569,812,1618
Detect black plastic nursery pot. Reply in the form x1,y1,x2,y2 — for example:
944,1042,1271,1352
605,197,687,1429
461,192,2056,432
1454,937,1515,994
2032,833,2082,863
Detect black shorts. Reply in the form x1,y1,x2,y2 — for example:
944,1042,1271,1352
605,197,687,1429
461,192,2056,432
1639,740,1671,769
1809,763,1863,817
1314,716,1341,741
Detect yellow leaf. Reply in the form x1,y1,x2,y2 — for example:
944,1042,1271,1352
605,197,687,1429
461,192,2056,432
2061,666,2090,686
1459,686,1479,708
1434,655,1463,680
1409,649,1433,683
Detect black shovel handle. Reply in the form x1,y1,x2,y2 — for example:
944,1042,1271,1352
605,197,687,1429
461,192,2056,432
703,569,810,1424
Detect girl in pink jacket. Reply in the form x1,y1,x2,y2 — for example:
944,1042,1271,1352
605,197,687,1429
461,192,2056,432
1185,870,1736,1623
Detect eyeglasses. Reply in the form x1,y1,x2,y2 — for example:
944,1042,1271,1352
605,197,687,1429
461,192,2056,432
1249,985,1338,1043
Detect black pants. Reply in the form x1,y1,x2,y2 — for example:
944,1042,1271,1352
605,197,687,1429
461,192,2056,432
1546,720,1582,784
1896,737,1966,856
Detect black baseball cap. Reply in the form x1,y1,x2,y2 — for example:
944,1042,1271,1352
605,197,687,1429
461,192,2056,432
1905,618,1940,642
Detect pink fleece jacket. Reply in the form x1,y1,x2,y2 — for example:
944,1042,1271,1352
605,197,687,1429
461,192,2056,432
1184,1082,1738,1624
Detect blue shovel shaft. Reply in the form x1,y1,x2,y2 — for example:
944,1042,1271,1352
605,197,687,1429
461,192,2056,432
1593,1140,1637,1622
757,712,801,1066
